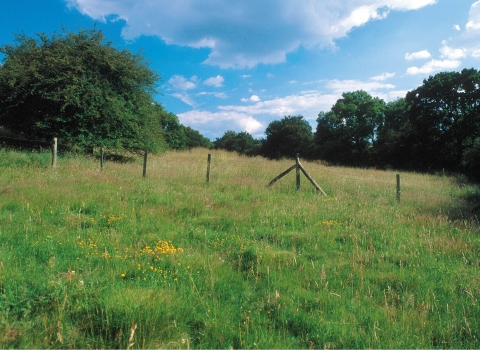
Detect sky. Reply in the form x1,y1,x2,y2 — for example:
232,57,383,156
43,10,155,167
1,0,480,140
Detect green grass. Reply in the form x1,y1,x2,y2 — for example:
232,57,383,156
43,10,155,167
0,147,479,348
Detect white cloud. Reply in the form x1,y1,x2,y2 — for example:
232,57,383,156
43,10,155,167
242,95,261,103
237,117,263,134
440,42,467,60
214,92,228,99
67,0,437,68
405,50,431,60
437,1,480,61
326,79,395,94
221,91,339,120
197,91,228,99
406,59,462,75
171,93,197,107
168,75,197,90
466,0,480,30
454,24,461,31
178,110,263,134
241,74,251,79
370,72,395,81
203,75,224,87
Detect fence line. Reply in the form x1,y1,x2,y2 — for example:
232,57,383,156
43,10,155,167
1,136,58,168
0,143,405,202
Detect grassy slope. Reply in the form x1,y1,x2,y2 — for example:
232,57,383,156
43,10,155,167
0,148,479,348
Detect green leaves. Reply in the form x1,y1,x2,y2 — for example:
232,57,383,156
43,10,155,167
405,68,480,171
214,130,260,156
0,28,163,152
263,115,314,160
316,90,385,165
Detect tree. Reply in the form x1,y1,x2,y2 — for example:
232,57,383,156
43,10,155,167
462,137,480,182
214,130,261,155
375,98,413,168
405,69,480,171
316,90,385,164
0,28,164,151
183,126,213,149
261,115,314,159
154,104,188,150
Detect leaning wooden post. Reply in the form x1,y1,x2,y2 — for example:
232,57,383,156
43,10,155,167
396,174,401,203
100,147,104,171
51,137,57,168
143,149,148,178
206,154,212,182
298,163,328,196
296,154,300,191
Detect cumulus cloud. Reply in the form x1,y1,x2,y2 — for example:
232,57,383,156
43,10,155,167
241,95,261,103
178,110,263,135
326,79,395,94
168,75,197,90
203,75,224,87
66,0,437,68
466,0,480,30
440,42,467,60
434,1,480,62
406,59,462,75
370,72,395,81
405,50,431,60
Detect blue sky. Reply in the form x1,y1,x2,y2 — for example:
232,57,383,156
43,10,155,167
1,0,480,140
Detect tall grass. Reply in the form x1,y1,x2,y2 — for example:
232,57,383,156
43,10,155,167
0,148,479,348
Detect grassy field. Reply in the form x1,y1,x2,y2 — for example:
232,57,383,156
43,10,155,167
0,148,479,348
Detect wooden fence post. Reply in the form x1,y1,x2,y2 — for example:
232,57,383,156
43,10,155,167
396,174,401,203
267,155,327,196
52,137,57,168
100,147,104,171
206,154,211,182
143,149,148,178
296,154,300,191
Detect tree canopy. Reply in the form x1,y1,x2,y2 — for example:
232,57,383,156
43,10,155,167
0,28,164,151
316,90,385,164
405,68,480,170
262,115,313,159
214,130,261,156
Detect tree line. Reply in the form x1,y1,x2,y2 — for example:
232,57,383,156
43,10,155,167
1,29,478,181
214,69,480,182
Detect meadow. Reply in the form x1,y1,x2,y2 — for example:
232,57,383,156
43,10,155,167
0,147,479,348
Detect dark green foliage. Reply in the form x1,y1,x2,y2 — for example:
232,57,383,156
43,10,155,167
214,130,261,155
315,90,385,165
155,103,189,150
462,137,480,182
405,68,480,171
262,115,314,159
314,71,480,179
0,29,164,152
374,98,413,168
183,126,213,149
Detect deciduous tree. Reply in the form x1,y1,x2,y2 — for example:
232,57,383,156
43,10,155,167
0,29,164,151
316,90,385,164
405,68,480,170
262,115,313,159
